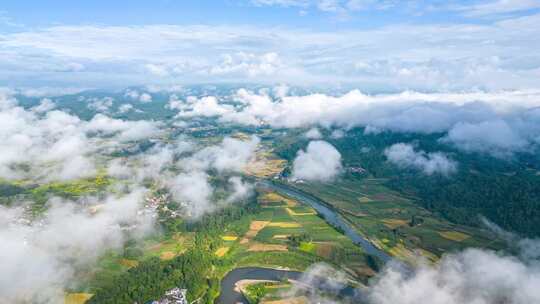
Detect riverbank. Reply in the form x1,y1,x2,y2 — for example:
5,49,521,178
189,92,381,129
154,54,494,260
216,267,303,304
258,180,392,263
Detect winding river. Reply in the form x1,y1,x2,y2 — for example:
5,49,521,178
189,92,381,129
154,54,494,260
216,267,358,304
216,181,392,303
217,267,303,304
259,180,391,262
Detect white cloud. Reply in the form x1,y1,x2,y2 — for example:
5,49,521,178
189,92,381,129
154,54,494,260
184,136,260,172
0,189,153,303
176,88,540,155
226,176,254,203
139,93,152,103
31,98,56,113
251,0,309,7
124,89,152,103
118,103,134,113
87,96,114,112
250,0,394,14
330,129,345,138
124,89,140,100
167,94,183,111
0,102,95,180
384,143,457,175
145,63,170,77
444,120,530,156
282,229,540,304
177,96,235,118
283,263,349,302
106,140,192,182
209,52,282,78
305,127,323,139
0,93,162,181
105,135,255,219
16,87,89,98
292,140,342,181
273,84,290,98
2,19,540,89
85,114,161,141
459,0,540,17
368,247,540,304
168,171,214,218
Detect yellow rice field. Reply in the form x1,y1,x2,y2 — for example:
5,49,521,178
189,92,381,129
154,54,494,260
382,219,409,229
119,259,139,268
439,231,470,242
268,222,301,228
358,196,373,203
248,243,288,252
215,247,230,257
260,192,298,207
222,235,238,241
159,251,176,260
286,207,316,216
65,293,93,304
272,234,290,239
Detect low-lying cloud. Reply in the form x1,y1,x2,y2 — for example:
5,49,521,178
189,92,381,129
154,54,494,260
304,127,323,139
174,89,540,156
443,120,531,157
292,140,342,182
0,189,154,303
286,229,540,304
368,247,540,304
384,143,457,175
168,171,214,218
183,136,260,172
0,92,162,181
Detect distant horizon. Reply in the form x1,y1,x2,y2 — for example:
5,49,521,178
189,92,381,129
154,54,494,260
1,3,540,303
1,0,540,90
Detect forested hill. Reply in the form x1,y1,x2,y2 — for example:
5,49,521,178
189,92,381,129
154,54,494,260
275,128,540,238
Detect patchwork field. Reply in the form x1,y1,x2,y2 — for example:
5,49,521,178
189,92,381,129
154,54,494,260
286,207,316,216
65,293,93,304
439,231,471,242
144,233,191,260
75,185,378,303
291,177,505,260
118,259,139,268
244,150,287,178
210,188,374,280
222,235,238,241
382,218,409,229
215,247,230,257
259,191,298,207
248,243,288,252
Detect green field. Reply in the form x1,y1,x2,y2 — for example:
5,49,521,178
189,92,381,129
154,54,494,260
291,177,505,261
73,187,376,303
67,173,506,303
211,188,372,279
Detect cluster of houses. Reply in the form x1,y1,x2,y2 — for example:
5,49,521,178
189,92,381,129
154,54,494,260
151,287,188,304
347,166,366,174
140,193,183,220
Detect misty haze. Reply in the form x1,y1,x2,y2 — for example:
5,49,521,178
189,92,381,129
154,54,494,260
1,1,540,304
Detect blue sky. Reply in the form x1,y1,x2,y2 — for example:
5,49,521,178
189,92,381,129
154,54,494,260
3,0,539,29
1,0,540,91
